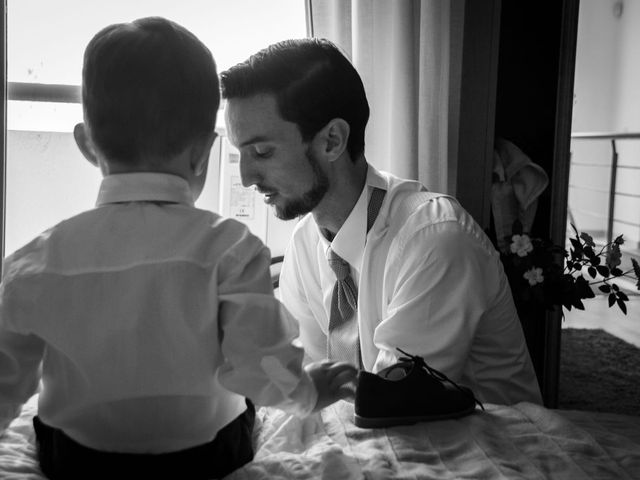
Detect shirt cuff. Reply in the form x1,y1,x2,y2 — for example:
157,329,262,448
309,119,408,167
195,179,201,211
283,370,318,418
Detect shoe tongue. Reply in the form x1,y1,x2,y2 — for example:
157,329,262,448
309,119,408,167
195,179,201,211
378,361,413,380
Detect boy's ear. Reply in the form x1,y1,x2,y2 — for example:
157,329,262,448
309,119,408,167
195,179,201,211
73,123,98,167
314,118,350,162
192,130,218,176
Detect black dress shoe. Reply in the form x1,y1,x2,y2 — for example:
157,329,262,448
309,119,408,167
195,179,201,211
354,348,484,428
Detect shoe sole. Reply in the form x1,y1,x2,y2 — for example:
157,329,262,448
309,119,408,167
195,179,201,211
354,405,478,428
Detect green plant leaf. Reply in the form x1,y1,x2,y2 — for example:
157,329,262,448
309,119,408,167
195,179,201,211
584,246,596,259
617,298,627,315
631,258,640,290
570,223,579,236
599,284,611,293
575,276,595,299
617,290,629,301
608,293,616,307
588,266,597,278
613,234,625,245
596,265,610,277
570,238,583,256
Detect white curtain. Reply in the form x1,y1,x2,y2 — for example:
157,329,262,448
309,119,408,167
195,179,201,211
308,0,464,194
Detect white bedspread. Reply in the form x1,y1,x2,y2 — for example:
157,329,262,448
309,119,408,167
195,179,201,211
228,401,640,480
0,395,41,479
2,395,640,479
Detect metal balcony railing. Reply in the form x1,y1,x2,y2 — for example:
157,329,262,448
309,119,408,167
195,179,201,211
570,132,640,248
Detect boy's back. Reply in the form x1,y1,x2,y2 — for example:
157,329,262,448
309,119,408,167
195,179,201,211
3,172,280,453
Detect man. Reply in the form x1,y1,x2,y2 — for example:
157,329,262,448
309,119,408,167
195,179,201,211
221,38,542,405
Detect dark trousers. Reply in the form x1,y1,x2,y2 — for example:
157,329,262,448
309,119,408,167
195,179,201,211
33,400,255,480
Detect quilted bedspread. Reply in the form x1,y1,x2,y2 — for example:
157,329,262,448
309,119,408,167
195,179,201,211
228,401,640,479
2,395,640,479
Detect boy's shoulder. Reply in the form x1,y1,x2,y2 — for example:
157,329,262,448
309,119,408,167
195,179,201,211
176,206,270,260
2,226,59,283
2,207,96,279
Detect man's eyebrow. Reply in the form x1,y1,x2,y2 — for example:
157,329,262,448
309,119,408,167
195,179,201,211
238,135,271,148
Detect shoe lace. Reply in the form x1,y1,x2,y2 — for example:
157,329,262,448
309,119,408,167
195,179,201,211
396,348,485,411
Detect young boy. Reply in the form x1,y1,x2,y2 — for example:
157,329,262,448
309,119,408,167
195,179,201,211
0,17,356,479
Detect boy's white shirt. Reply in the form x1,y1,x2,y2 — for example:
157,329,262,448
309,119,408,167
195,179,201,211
0,172,317,452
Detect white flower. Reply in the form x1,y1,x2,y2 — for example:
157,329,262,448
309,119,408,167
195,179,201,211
523,267,544,286
510,234,533,257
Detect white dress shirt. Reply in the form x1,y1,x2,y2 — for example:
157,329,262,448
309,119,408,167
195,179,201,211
0,172,317,453
280,165,542,405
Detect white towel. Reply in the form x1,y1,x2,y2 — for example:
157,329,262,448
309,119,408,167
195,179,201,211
492,137,549,251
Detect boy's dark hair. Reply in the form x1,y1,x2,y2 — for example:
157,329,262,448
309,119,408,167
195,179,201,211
220,38,369,160
82,17,219,165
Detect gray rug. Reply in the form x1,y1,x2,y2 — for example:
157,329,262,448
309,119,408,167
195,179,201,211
558,328,640,416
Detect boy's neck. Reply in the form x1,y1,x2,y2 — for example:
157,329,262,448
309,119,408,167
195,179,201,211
98,155,187,181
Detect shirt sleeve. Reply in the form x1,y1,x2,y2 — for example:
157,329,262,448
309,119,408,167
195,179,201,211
373,219,497,381
278,239,328,364
216,232,317,417
0,278,45,433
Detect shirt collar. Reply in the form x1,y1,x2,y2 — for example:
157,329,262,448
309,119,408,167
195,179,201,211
96,173,195,207
322,164,388,272
364,163,388,191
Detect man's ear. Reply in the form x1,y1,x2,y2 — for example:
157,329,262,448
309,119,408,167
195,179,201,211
315,118,350,162
73,123,99,167
192,130,218,176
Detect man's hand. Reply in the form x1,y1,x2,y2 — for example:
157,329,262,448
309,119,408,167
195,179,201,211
305,360,358,411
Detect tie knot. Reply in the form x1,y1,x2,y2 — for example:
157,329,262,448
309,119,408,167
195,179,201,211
328,249,351,280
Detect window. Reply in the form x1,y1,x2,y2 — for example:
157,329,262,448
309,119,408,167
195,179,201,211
5,0,306,257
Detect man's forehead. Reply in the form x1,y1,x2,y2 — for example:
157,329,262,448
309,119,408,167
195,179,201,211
226,94,278,121
225,94,298,146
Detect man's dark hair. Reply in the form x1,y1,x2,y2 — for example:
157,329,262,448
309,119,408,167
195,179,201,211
220,38,369,160
82,17,219,164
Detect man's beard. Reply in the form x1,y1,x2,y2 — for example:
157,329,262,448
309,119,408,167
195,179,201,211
273,148,329,220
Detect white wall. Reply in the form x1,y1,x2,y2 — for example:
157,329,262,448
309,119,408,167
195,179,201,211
5,129,296,259
570,0,640,247
611,0,640,247
572,0,620,133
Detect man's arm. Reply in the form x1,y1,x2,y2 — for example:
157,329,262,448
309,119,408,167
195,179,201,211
373,219,496,380
278,241,328,364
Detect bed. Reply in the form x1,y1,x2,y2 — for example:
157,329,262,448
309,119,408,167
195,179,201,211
3,395,640,479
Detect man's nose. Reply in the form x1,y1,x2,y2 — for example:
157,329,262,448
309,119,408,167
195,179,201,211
239,154,260,188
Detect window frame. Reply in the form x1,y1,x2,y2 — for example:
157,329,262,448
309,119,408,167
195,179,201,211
0,1,312,265
1,0,7,262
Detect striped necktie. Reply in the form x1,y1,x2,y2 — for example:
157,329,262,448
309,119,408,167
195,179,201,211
326,187,386,366
326,249,360,364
